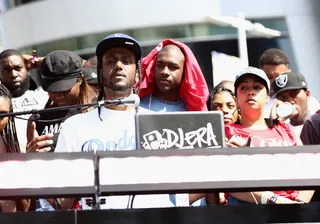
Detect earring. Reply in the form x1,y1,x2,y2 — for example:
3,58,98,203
236,107,241,120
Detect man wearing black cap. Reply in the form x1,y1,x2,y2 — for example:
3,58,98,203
55,33,148,209
83,56,99,96
259,49,320,119
83,67,99,95
272,71,319,137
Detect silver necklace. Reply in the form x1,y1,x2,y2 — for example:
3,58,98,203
148,93,153,110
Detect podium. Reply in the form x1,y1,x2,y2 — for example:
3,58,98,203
2,146,320,223
2,203,320,223
1,146,320,199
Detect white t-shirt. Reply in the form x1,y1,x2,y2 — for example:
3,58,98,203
287,122,303,139
12,88,48,152
56,107,137,153
55,106,179,209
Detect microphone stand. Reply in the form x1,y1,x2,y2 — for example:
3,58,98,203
85,149,105,209
0,99,128,118
5,95,138,209
93,149,101,210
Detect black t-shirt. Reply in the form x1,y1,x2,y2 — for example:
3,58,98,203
35,106,75,152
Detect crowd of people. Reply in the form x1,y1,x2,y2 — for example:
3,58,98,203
0,32,319,212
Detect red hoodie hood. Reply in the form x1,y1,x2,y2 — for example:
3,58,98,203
138,39,209,111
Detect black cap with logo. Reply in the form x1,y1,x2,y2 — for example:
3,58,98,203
273,71,308,97
96,33,142,62
83,67,98,85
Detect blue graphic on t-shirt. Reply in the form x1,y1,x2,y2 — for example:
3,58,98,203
81,130,135,152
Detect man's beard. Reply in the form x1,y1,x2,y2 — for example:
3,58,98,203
9,77,30,98
104,80,134,92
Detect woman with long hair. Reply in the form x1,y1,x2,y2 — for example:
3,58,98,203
25,50,96,211
26,50,95,153
0,84,20,153
0,84,29,212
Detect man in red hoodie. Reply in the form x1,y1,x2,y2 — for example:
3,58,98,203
139,39,209,112
138,39,212,207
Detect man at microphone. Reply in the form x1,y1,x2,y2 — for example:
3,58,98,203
54,33,148,210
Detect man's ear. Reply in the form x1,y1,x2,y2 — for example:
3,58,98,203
305,89,311,100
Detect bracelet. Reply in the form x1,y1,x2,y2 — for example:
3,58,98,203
268,195,278,204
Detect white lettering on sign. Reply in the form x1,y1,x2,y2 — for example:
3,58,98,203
141,123,220,150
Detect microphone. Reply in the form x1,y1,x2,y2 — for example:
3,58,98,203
102,94,140,108
0,94,141,118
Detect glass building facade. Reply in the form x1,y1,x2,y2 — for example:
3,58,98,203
16,17,295,90
0,0,297,91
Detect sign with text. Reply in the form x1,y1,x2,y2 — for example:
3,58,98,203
135,111,225,150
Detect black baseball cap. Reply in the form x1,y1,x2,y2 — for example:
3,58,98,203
41,50,83,92
273,71,308,97
83,67,98,85
96,33,142,61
